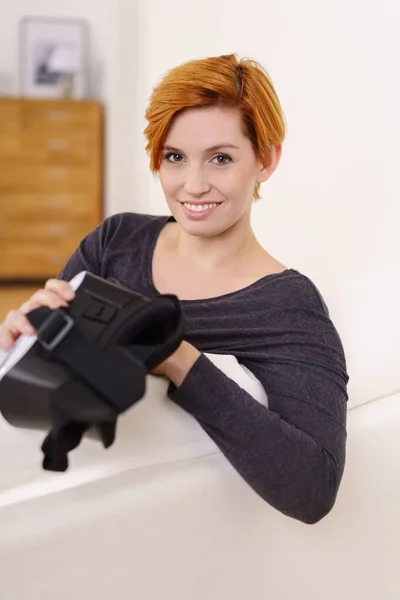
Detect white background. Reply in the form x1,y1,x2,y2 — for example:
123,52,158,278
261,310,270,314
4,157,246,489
0,0,399,289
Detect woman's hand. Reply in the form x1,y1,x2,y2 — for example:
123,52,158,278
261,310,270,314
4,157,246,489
151,340,201,387
0,279,75,351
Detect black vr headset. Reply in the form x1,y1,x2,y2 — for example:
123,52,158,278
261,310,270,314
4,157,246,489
0,272,185,472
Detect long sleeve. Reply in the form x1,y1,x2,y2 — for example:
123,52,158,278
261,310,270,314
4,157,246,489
168,303,348,525
52,212,348,524
56,212,169,285
57,223,104,281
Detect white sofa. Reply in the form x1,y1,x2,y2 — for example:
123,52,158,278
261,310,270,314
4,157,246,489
0,265,399,600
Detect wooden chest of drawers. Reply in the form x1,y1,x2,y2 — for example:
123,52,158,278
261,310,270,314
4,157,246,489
0,98,103,280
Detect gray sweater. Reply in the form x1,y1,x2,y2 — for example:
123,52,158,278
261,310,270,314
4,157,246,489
58,212,349,524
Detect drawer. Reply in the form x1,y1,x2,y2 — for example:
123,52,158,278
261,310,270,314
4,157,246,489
0,103,21,130
0,135,20,158
0,103,21,158
0,219,93,243
0,243,76,279
0,192,96,220
0,163,98,190
23,101,101,132
20,131,95,164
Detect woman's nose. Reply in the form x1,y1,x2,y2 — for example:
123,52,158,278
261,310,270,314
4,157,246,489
184,168,211,197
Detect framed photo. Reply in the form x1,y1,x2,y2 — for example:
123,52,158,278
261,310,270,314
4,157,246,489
19,17,88,99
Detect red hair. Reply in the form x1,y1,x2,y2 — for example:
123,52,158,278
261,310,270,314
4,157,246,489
144,54,286,199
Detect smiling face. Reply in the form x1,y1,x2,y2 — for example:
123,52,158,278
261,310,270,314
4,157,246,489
158,106,277,238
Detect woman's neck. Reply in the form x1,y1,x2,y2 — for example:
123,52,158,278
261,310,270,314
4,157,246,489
173,218,263,272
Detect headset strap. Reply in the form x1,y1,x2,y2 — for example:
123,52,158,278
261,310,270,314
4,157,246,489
27,307,146,413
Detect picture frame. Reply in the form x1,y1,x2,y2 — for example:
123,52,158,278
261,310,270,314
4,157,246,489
19,17,88,99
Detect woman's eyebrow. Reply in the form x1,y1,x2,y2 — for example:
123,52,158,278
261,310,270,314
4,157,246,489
162,143,240,153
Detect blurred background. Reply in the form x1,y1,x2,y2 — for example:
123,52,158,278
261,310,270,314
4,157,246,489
0,4,399,599
0,0,399,316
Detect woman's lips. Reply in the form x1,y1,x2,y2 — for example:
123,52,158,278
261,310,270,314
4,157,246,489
180,202,222,220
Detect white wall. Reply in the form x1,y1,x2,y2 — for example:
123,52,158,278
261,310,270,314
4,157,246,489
118,0,400,290
0,0,122,216
1,1,399,290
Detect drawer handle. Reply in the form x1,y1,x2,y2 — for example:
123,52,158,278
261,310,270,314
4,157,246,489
47,139,70,151
46,168,69,180
47,195,70,207
46,225,69,237
45,111,68,122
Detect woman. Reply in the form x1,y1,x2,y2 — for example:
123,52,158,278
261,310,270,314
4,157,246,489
0,54,348,524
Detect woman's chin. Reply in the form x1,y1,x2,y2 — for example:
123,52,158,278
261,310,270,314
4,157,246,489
177,219,232,239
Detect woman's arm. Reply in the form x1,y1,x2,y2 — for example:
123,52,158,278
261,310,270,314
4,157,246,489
151,340,201,382
164,323,348,525
57,221,106,281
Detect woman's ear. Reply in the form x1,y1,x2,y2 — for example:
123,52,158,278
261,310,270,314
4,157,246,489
257,144,282,183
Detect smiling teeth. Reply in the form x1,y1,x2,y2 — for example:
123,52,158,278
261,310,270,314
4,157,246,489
184,203,219,212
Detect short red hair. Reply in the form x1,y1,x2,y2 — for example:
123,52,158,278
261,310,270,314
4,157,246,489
144,54,286,199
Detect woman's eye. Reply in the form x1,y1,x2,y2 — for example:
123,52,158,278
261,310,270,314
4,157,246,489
213,154,232,165
165,152,183,163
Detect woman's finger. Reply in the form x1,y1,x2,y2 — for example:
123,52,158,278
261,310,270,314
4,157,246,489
0,279,75,352
20,289,69,314
4,309,36,335
0,310,35,350
44,278,75,302
0,323,19,351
